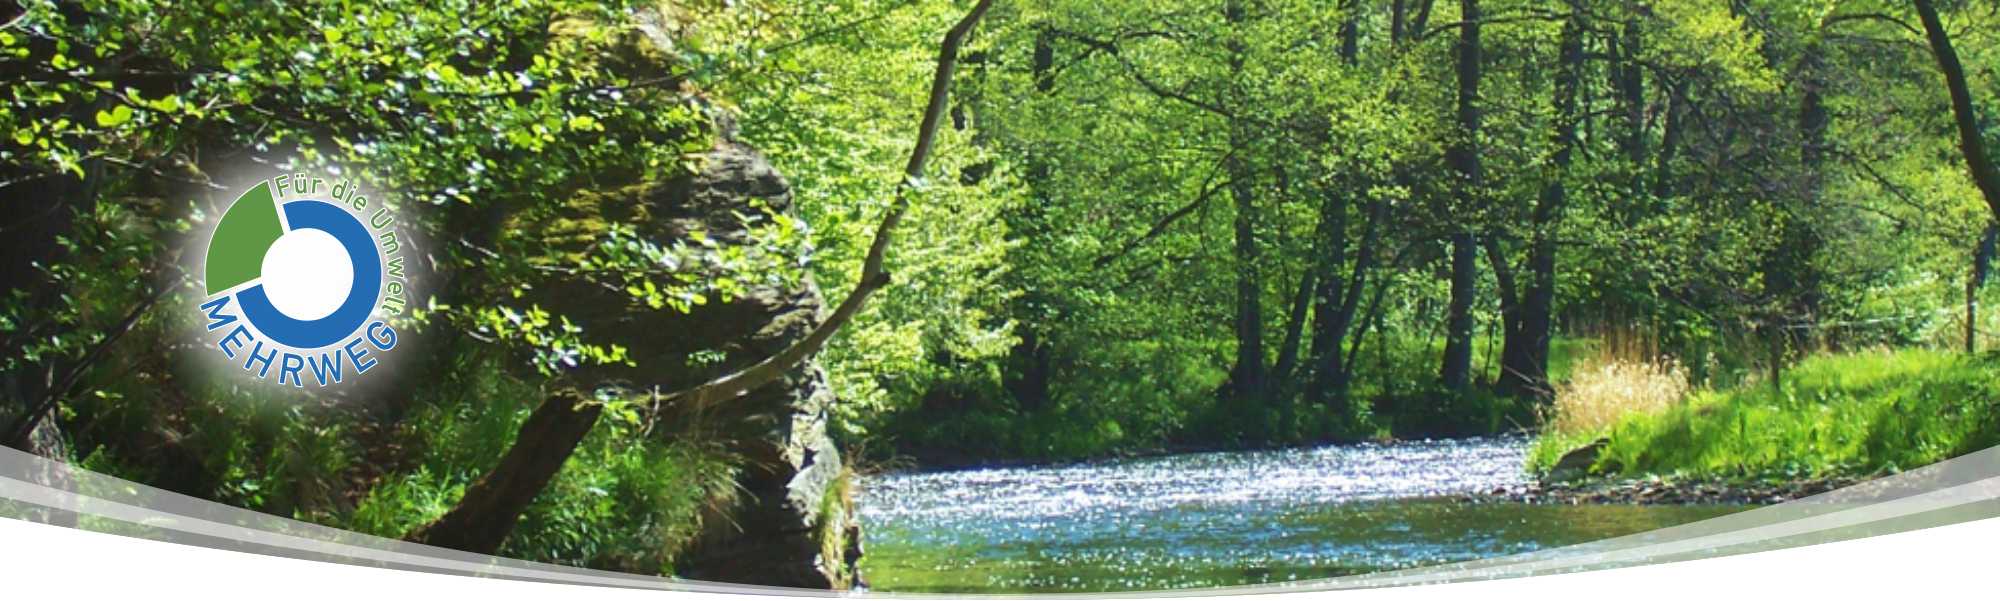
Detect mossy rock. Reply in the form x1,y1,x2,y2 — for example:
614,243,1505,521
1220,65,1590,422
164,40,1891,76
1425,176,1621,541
504,133,856,588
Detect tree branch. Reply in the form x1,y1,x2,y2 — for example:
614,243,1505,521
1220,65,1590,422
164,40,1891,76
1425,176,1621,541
661,0,997,410
1092,153,1236,268
5,280,174,448
1916,0,2000,224
1825,12,1923,38
1415,9,1566,43
1047,28,1235,119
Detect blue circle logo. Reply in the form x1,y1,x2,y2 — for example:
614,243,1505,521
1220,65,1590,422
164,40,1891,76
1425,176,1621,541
196,175,410,387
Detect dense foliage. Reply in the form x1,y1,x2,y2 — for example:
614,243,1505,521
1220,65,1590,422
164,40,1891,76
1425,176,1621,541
839,0,2000,460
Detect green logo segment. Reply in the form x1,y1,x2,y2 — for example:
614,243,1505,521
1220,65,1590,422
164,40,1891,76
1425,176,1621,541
204,180,285,295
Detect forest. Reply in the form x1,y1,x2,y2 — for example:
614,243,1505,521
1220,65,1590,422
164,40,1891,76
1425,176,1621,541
4,0,1999,592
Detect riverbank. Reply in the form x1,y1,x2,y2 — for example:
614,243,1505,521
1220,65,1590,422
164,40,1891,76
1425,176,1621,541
1459,473,1863,505
1529,349,1999,478
1507,349,1997,506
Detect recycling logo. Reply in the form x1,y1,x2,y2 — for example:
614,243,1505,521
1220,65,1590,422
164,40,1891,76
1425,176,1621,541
197,175,410,387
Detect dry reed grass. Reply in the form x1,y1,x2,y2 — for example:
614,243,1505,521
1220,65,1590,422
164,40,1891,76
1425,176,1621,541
1545,357,1691,435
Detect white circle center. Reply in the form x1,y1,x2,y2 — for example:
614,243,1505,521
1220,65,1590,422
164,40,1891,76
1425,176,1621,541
260,228,354,321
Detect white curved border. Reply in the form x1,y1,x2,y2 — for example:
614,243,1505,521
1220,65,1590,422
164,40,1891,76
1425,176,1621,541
4,442,2000,598
8,506,1997,599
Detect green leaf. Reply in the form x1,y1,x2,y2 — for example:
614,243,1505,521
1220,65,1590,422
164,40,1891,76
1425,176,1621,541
94,105,133,127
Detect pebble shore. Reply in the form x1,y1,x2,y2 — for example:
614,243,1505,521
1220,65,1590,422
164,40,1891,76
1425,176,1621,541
1459,475,1863,505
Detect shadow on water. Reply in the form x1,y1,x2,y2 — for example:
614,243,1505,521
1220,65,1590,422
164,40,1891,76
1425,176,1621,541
858,437,1742,593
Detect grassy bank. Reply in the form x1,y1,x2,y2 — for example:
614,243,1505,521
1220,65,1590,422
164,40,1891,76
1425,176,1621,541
1529,349,2000,480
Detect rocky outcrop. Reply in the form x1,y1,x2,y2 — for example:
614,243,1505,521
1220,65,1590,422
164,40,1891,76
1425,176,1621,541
517,129,859,588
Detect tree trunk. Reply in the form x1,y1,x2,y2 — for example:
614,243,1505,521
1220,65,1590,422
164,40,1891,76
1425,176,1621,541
1442,233,1478,391
1440,0,1483,392
1295,0,1373,421
1223,0,1266,414
1484,235,1520,387
1272,267,1313,437
1338,0,1359,61
1227,153,1266,408
1916,0,2000,224
407,389,601,554
1970,224,1998,353
1763,38,1828,360
1306,198,1384,414
1274,270,1316,382
1496,12,1581,399
1,55,108,456
1793,38,1828,325
1614,16,1646,207
1390,0,1407,47
1006,18,1060,413
1305,185,1351,410
1005,326,1054,412
1348,269,1392,375
1033,26,1057,93
1652,81,1686,199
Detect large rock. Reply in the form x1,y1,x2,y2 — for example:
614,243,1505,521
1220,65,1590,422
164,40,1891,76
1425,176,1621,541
1544,437,1611,482
0,419,77,527
512,126,859,588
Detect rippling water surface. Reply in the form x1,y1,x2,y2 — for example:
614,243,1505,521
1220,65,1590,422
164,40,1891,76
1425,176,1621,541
858,437,1740,593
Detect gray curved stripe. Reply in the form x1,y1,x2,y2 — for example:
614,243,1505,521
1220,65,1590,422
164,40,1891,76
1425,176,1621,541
0,445,829,597
6,442,2000,597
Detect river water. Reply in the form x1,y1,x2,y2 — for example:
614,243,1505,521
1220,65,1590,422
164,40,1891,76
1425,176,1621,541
857,436,1741,593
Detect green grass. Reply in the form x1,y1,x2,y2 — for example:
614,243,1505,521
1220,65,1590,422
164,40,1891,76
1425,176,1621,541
1529,349,2000,480
346,362,742,573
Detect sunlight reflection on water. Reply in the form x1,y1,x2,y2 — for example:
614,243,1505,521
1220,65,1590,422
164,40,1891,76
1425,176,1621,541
863,437,1531,540
858,437,1740,593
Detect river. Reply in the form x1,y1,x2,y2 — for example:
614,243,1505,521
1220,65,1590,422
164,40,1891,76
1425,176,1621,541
857,436,1741,593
